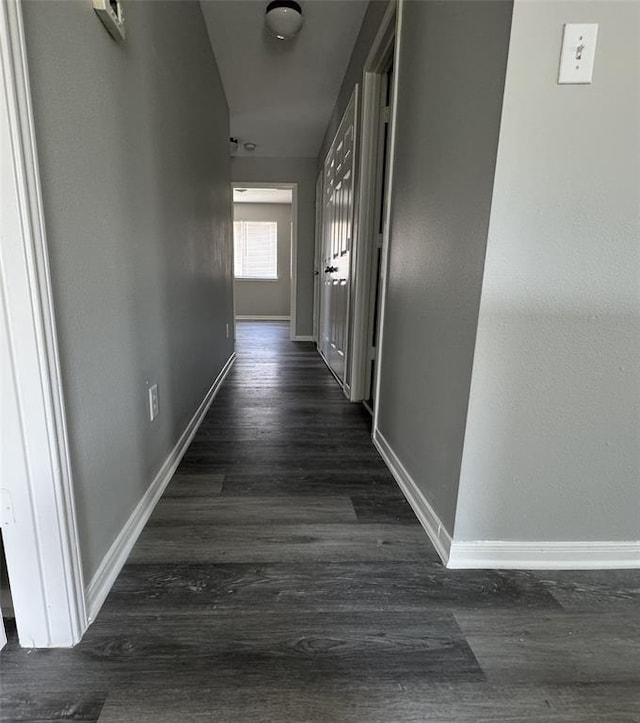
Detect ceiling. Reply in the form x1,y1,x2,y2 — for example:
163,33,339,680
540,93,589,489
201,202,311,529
200,0,368,158
233,187,293,204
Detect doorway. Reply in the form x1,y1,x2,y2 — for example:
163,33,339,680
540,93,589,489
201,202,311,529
347,3,398,410
231,183,299,341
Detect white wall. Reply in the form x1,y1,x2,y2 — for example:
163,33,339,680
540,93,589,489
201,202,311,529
22,0,234,581
234,203,292,318
455,0,640,543
231,157,317,337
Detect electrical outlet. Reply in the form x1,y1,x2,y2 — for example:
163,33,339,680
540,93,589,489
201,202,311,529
148,384,159,421
226,323,230,339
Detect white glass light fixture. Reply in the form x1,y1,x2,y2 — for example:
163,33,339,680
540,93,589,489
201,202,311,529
265,0,303,41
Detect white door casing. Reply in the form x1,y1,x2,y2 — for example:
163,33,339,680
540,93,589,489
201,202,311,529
0,0,87,647
0,605,6,650
312,172,322,344
348,1,397,403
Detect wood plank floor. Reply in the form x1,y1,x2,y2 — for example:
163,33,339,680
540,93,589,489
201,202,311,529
1,321,639,722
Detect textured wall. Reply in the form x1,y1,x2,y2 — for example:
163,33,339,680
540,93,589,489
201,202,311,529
376,0,513,534
455,0,640,542
234,203,292,317
23,0,234,580
231,157,317,337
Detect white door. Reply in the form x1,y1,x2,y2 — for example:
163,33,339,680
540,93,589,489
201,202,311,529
319,89,357,382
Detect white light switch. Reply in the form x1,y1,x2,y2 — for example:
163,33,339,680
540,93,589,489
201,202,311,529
558,23,598,84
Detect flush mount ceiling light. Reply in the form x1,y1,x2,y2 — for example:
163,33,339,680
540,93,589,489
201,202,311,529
265,0,303,41
243,142,257,152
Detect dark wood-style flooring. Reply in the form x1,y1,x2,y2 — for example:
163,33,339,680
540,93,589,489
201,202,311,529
1,321,639,722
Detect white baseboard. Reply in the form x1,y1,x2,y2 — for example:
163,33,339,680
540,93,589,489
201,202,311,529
292,335,314,342
447,540,640,570
85,353,236,623
372,428,452,564
235,315,290,321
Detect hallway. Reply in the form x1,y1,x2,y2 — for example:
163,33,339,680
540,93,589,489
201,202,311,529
1,323,639,721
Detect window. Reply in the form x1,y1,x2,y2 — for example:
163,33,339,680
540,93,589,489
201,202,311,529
233,221,278,279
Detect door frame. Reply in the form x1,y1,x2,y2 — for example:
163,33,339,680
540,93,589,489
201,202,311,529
231,182,301,340
371,1,404,433
312,172,323,344
1,0,87,647
0,604,5,650
317,86,358,392
348,1,398,403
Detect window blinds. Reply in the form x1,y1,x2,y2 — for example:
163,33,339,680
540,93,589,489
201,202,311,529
233,221,278,279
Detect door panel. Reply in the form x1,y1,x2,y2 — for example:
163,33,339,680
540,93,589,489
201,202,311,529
319,89,357,383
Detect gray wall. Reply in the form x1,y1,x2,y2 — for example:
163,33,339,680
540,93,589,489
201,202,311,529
231,157,317,337
318,0,390,166
23,0,234,581
234,203,292,318
376,0,513,534
455,0,640,542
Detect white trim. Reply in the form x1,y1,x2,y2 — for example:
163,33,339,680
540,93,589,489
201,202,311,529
372,0,403,432
312,171,322,344
349,0,397,402
290,186,298,341
447,540,640,570
0,0,87,647
232,182,299,340
348,71,383,401
292,335,314,342
364,0,397,72
85,353,235,623
235,315,290,321
372,428,452,564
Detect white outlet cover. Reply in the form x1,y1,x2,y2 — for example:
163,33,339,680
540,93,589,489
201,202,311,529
558,23,598,84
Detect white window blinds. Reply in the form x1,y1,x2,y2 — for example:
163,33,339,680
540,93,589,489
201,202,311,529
233,221,278,279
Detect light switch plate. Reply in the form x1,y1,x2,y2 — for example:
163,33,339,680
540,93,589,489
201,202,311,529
558,23,598,84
